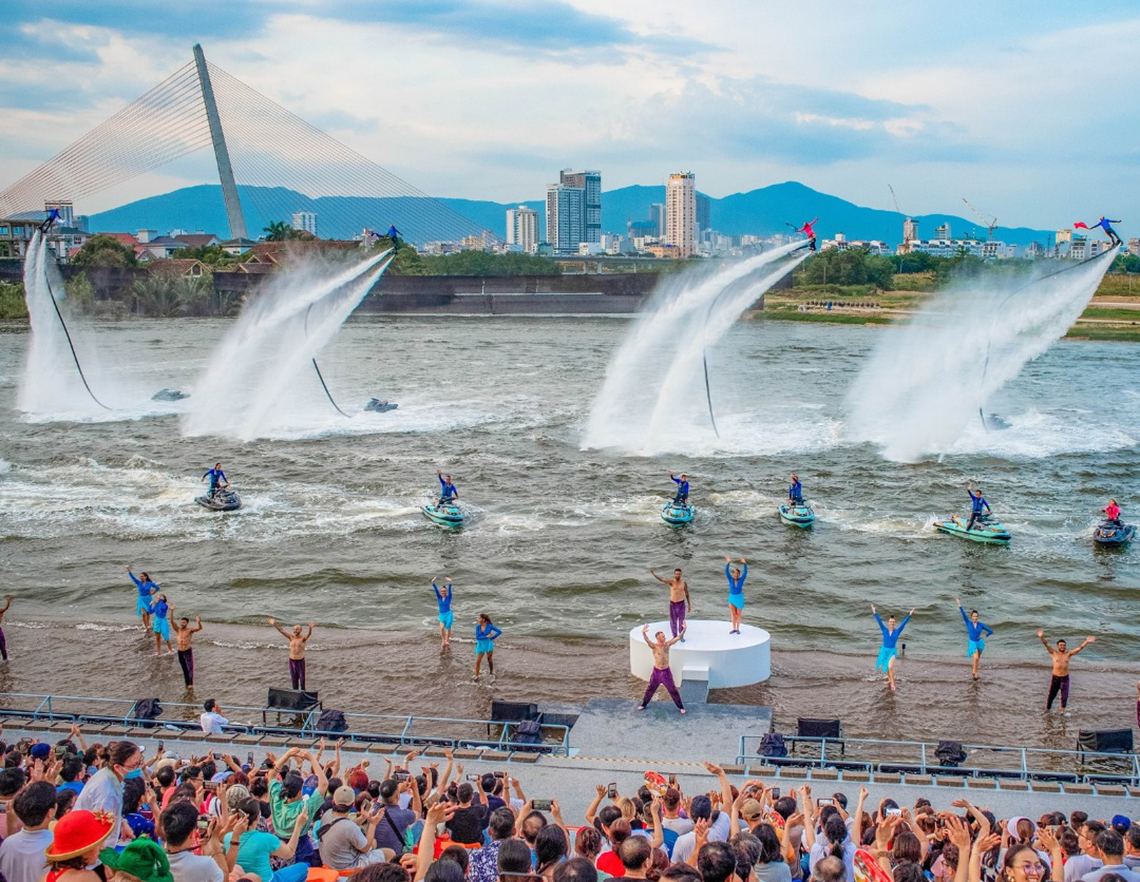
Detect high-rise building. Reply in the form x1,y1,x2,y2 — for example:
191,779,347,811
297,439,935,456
934,222,951,241
546,184,585,255
649,203,666,237
559,170,601,244
292,211,317,236
696,193,711,236
665,172,697,258
506,206,539,253
903,217,918,243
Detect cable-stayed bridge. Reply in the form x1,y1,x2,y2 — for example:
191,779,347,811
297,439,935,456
0,45,493,247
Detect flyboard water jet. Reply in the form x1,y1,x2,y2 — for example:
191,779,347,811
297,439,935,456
183,249,392,440
846,243,1117,462
22,221,111,412
976,246,1119,431
584,240,812,454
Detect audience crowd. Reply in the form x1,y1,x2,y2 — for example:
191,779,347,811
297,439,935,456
0,724,1137,882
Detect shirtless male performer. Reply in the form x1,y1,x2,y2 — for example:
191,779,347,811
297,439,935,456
650,567,692,640
638,624,686,714
269,617,316,690
169,604,203,688
1038,629,1096,714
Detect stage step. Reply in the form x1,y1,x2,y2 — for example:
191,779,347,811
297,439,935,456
680,664,710,705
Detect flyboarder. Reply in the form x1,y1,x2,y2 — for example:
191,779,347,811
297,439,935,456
386,224,401,252
795,218,818,251
38,208,61,234
1076,217,1123,247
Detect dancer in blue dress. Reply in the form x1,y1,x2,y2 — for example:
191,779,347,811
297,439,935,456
725,556,748,634
872,603,913,692
957,598,994,680
474,614,502,682
432,577,454,649
151,594,175,657
124,566,158,631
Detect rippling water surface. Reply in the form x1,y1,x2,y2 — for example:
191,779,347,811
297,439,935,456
0,315,1137,744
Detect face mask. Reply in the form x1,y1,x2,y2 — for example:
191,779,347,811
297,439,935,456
124,768,143,780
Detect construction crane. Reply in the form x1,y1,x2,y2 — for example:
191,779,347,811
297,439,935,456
961,197,997,241
889,184,917,247
888,184,904,216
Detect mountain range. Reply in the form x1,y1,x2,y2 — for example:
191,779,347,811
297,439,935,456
87,181,1054,248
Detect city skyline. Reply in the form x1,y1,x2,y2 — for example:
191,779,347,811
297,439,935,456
2,1,1138,231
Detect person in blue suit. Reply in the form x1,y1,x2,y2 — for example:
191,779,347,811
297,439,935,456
872,603,913,692
957,598,994,680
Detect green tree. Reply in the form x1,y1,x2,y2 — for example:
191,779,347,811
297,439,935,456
263,221,291,242
0,281,26,320
65,271,96,312
172,243,231,265
415,249,562,276
71,234,137,268
131,273,183,316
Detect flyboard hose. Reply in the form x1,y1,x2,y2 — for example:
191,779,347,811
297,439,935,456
701,240,813,437
303,303,351,418
977,246,1118,430
39,240,111,411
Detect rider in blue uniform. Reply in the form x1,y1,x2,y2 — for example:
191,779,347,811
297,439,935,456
789,473,804,505
436,471,458,509
669,472,689,505
966,483,991,531
201,463,228,499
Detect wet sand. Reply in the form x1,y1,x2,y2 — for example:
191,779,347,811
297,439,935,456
3,616,1137,755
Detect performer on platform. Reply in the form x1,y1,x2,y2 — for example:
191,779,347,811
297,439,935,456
725,556,748,634
650,567,691,640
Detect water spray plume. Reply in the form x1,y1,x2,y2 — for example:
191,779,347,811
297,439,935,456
584,241,811,454
845,249,1117,462
182,250,391,440
18,230,111,415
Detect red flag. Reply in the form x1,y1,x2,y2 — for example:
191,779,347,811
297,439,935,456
1073,221,1089,230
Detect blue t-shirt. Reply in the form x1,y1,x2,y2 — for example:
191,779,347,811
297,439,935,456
224,830,280,882
875,613,910,649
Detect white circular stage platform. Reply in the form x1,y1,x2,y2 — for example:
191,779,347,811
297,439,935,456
629,619,771,688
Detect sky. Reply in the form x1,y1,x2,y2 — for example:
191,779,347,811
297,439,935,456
1,0,1138,230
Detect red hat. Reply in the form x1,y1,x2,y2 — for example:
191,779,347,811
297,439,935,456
45,810,114,861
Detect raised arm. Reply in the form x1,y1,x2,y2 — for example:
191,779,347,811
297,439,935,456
191,616,203,633
1069,636,1096,656
650,569,668,584
703,761,733,813
1036,629,1053,652
852,785,868,846
641,625,654,647
304,622,315,641
268,618,289,638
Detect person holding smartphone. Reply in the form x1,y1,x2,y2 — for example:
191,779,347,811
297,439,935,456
445,782,488,845
317,786,390,869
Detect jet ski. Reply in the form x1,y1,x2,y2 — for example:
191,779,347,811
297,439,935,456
779,502,815,528
1094,521,1135,547
661,501,694,526
984,414,1011,431
423,501,464,526
934,514,1010,545
365,398,398,413
152,388,190,401
195,489,242,511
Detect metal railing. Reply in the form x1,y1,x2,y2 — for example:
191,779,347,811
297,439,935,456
736,734,1140,785
0,692,571,757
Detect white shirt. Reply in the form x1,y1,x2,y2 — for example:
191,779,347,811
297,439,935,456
200,712,229,734
0,828,53,882
1084,864,1140,882
73,767,125,848
166,849,225,882
1066,855,1102,882
671,812,732,864
809,836,856,882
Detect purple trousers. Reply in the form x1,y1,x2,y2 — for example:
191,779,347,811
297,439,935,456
669,601,686,638
1047,674,1070,709
0,627,7,661
290,658,307,691
177,649,194,686
641,666,684,710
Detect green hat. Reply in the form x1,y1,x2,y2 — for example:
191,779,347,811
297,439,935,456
99,839,174,882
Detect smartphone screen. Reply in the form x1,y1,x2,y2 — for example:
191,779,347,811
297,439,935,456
533,799,552,812
606,783,617,798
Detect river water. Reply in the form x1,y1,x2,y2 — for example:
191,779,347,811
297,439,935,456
0,315,1137,749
